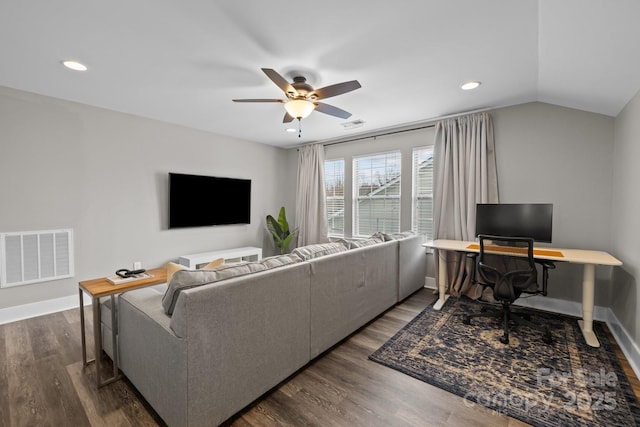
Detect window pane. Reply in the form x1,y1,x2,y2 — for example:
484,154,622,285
353,152,401,236
325,159,345,236
412,147,434,239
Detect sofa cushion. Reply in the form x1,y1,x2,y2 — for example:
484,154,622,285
350,237,384,248
370,232,394,242
291,242,348,260
259,253,303,268
389,231,417,240
162,262,267,315
161,254,303,315
200,257,225,269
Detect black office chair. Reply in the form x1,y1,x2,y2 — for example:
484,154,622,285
463,234,552,345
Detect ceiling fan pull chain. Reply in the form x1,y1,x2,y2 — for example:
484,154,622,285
298,118,302,138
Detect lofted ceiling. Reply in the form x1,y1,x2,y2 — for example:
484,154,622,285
1,0,639,149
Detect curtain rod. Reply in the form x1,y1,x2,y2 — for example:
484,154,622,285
323,124,434,147
320,106,493,148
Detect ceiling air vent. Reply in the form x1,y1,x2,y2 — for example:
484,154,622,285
341,119,365,130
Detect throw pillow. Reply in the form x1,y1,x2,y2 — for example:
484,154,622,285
165,262,186,283
259,253,303,269
390,231,417,240
162,261,268,315
200,257,224,269
371,231,394,241
291,242,349,261
350,237,384,248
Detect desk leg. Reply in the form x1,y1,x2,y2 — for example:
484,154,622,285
433,250,450,310
578,264,600,348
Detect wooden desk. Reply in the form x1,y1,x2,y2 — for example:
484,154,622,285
78,267,167,388
423,239,622,347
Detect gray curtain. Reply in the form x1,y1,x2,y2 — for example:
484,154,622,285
296,143,329,247
433,112,499,299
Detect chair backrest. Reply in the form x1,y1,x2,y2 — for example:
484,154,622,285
477,234,537,302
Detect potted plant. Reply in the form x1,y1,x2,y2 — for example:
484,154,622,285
266,206,298,254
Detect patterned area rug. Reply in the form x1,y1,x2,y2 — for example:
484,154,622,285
369,297,640,426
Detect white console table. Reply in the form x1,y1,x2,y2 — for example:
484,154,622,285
178,246,262,269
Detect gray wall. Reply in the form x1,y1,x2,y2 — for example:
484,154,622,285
0,86,295,309
321,102,616,307
611,88,640,343
492,102,615,304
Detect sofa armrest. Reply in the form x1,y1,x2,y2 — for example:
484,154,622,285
398,234,427,301
118,287,188,427
170,262,311,426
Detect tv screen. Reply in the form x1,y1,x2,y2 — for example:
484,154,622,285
169,173,251,228
475,203,553,243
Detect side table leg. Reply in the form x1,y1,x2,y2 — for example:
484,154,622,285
79,289,88,366
110,295,119,378
93,297,103,385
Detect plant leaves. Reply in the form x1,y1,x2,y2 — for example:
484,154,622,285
278,206,290,235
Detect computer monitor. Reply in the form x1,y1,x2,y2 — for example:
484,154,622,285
475,203,553,243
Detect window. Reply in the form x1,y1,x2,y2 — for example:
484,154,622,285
324,159,345,236
412,147,434,238
353,151,401,236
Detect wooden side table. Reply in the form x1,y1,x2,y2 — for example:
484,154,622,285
78,267,167,388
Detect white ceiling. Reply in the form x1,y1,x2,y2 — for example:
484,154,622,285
1,0,639,149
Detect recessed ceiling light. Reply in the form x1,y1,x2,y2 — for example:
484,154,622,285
285,128,297,133
61,60,88,71
461,81,481,90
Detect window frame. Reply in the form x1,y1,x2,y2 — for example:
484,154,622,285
324,158,346,237
352,150,402,237
411,146,434,239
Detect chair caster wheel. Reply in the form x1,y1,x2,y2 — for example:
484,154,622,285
499,335,509,344
462,316,471,325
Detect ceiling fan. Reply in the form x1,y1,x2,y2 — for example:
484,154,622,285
233,68,361,136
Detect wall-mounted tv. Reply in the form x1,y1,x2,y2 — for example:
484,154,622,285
475,203,553,243
169,172,251,228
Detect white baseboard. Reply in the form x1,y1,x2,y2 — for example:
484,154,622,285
424,276,437,289
604,309,640,381
515,295,640,380
0,293,91,325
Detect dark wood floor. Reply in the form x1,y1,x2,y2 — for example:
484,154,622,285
1,288,638,426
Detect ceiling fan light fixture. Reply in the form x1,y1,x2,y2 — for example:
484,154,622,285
284,99,315,119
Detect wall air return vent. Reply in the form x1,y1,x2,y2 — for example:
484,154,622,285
0,229,74,288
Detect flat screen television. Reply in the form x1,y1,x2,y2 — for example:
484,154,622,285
475,203,553,243
169,173,251,228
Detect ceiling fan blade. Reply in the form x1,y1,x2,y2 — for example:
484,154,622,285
283,112,295,123
262,68,297,96
314,102,352,119
311,80,361,100
232,98,285,103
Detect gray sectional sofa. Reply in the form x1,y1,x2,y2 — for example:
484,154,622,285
111,233,426,427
